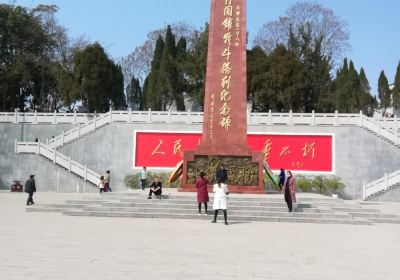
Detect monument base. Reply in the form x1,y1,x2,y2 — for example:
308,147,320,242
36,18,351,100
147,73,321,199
181,148,264,194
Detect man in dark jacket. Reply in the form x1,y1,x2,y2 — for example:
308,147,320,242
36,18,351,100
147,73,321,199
24,175,36,206
216,165,228,183
148,177,162,199
278,168,285,191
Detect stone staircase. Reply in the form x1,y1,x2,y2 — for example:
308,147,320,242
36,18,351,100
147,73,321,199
26,192,400,225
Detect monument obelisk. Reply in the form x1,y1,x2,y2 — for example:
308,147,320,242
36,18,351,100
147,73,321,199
182,0,264,193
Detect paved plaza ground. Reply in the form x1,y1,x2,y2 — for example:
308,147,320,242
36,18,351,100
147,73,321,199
1,191,400,280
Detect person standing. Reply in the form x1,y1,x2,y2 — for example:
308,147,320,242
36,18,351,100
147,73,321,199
283,171,296,212
140,166,147,191
104,170,112,192
24,175,36,206
148,177,162,199
278,168,285,191
211,179,229,225
216,165,228,183
195,172,209,215
97,176,105,194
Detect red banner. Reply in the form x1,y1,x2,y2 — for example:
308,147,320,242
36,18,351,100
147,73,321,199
134,131,334,173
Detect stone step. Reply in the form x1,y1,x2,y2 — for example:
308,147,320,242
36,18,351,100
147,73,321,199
98,202,323,212
348,212,400,219
26,207,64,213
331,207,381,213
61,210,373,225
31,204,90,209
367,218,400,224
76,206,352,219
91,193,344,202
117,198,312,207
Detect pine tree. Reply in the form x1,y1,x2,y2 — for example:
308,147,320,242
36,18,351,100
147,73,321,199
378,70,391,110
184,23,208,110
175,37,188,110
287,25,333,112
392,62,400,110
145,37,164,110
141,77,149,110
159,26,174,110
126,76,142,110
73,43,117,112
333,58,349,112
347,60,360,112
358,67,376,116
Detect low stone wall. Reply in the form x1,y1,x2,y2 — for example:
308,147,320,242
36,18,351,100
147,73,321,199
2,122,400,200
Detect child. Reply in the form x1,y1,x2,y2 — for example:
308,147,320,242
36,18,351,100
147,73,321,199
97,176,105,194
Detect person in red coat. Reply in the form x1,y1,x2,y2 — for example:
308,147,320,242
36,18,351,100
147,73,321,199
195,171,209,215
283,170,296,212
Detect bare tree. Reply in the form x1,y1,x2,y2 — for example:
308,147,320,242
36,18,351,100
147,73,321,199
253,2,350,66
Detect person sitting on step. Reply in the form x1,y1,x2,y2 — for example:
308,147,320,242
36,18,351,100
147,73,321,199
148,177,162,199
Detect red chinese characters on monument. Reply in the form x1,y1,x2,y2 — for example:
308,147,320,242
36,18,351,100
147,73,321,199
135,132,334,173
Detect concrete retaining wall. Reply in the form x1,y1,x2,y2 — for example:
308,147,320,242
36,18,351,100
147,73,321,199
2,122,400,200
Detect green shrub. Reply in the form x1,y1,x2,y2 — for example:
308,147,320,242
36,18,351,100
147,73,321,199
292,175,345,197
124,171,180,189
296,175,313,192
263,173,280,191
324,176,345,195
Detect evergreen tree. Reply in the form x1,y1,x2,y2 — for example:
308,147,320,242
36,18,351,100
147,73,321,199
358,68,376,116
248,46,307,112
73,43,120,112
145,37,164,110
287,25,333,112
392,63,400,110
126,76,142,110
247,46,273,112
347,61,360,112
175,37,188,111
184,23,208,110
141,77,149,110
109,63,126,110
333,59,349,112
378,70,391,110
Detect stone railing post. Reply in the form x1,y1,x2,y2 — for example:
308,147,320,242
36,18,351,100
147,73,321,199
268,110,272,125
311,110,316,126
14,139,18,153
61,131,65,146
334,110,339,126
168,109,172,123
53,110,57,124
37,141,40,155
78,123,81,138
187,109,192,124
128,108,132,123
289,110,293,125
69,157,72,172
148,108,152,123
359,110,363,127
109,108,113,123
34,110,38,124
53,148,56,164
74,111,77,124
14,109,18,123
84,165,88,182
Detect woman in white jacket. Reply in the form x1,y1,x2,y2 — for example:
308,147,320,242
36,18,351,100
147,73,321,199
211,179,229,225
